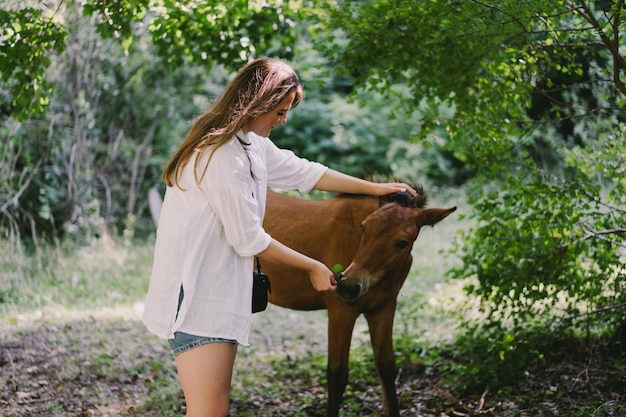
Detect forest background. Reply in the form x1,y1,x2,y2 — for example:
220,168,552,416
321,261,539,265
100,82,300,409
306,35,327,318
1,1,625,416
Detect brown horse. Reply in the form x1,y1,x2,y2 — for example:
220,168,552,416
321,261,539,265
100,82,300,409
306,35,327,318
261,186,456,417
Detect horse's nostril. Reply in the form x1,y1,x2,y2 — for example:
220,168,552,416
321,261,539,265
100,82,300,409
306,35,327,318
336,272,346,283
346,284,361,298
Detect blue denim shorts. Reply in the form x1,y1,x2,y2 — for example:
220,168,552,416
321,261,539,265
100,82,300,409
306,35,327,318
168,286,236,355
168,331,237,356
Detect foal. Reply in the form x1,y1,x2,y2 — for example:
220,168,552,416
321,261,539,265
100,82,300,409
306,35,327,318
262,188,456,416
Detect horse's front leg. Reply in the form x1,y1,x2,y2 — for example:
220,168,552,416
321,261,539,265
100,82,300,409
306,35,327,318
325,303,359,417
364,303,400,417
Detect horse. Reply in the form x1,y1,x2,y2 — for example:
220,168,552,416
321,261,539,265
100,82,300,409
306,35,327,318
261,186,456,417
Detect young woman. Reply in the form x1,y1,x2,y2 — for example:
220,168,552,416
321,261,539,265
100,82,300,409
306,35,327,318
142,57,415,417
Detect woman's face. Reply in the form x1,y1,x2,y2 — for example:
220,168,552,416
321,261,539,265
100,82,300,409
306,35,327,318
244,90,297,137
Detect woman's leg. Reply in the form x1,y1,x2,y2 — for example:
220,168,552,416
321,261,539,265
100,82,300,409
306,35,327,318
175,342,238,417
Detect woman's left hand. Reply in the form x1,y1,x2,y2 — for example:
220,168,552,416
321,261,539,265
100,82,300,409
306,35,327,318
374,182,418,197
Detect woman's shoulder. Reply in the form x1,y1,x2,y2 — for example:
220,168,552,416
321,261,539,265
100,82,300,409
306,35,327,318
198,135,245,161
201,136,251,174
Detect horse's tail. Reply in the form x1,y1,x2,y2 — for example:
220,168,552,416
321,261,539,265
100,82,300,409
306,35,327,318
148,186,163,228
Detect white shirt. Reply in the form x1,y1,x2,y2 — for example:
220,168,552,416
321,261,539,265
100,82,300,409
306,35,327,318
142,130,327,345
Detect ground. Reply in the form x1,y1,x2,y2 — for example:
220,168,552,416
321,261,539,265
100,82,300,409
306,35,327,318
1,306,625,417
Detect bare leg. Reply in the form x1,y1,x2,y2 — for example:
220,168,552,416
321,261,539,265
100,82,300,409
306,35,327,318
175,342,238,417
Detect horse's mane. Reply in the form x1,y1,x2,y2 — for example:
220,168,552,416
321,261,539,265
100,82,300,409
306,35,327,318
379,183,428,209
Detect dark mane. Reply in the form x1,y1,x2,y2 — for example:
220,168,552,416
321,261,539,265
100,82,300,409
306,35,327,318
335,182,428,209
379,183,428,209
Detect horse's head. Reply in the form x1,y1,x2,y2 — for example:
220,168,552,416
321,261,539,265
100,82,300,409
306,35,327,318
335,189,456,304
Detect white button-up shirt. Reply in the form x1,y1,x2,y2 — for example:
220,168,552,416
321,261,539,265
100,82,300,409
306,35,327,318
142,130,327,345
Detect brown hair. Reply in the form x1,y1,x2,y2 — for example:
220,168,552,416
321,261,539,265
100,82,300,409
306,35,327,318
163,57,304,187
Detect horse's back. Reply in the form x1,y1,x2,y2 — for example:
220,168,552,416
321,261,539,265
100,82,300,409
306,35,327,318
265,191,377,252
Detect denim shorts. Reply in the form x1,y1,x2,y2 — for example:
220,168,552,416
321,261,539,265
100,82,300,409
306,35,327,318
168,331,237,356
168,286,236,355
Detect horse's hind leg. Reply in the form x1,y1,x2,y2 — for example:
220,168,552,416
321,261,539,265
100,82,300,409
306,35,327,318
325,305,358,417
365,306,401,417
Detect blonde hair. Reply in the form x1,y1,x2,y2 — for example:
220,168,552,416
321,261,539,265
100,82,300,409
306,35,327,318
163,57,304,187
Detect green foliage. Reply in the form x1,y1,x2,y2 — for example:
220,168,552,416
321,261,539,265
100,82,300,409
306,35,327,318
2,0,303,120
263,22,423,179
321,0,531,140
0,5,67,121
331,263,344,274
274,92,414,177
388,135,475,186
319,0,625,169
432,320,589,396
450,126,626,333
82,0,149,46
0,3,215,243
144,0,299,67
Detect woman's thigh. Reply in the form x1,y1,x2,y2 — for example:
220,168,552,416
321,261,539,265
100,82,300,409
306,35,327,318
175,342,238,417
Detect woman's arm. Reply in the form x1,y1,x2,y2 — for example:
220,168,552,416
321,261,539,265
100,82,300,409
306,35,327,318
258,239,337,292
314,169,417,196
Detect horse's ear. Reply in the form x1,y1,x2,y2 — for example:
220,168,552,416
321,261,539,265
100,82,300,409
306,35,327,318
417,206,457,227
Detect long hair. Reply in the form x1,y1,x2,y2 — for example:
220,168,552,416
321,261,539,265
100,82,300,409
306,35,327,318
163,57,304,188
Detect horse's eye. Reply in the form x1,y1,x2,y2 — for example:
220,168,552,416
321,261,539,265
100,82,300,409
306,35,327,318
360,223,365,232
395,240,409,250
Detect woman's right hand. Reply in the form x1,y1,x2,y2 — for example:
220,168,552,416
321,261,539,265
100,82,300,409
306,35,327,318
308,262,337,292
258,239,337,292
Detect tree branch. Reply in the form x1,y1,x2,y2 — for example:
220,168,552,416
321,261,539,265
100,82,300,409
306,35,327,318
567,223,626,248
561,301,626,322
571,0,626,96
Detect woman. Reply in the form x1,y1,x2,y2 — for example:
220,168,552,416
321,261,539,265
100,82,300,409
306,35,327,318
142,57,415,417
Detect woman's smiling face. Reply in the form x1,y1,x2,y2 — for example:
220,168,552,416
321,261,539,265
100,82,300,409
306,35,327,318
243,90,297,137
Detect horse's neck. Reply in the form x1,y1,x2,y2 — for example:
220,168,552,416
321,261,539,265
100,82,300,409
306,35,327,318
331,195,380,226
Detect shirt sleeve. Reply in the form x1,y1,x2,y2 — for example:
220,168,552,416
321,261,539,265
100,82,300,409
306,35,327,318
263,137,328,193
200,143,272,257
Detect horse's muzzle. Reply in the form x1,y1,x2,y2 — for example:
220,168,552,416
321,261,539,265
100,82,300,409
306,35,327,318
335,273,365,304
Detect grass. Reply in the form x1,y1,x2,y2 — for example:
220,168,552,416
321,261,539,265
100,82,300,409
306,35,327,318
2,188,626,416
